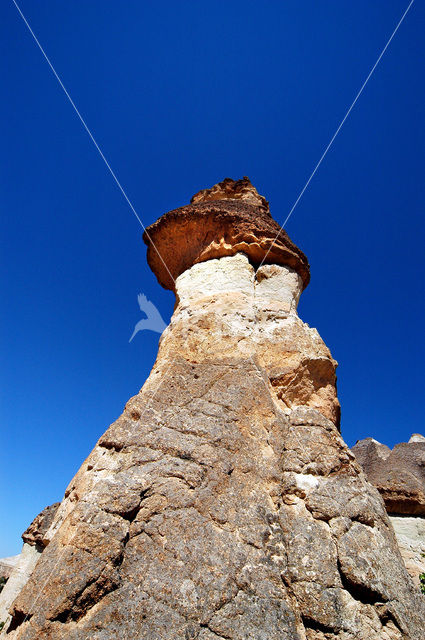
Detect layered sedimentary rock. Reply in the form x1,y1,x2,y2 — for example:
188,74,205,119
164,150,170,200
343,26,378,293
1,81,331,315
3,179,424,639
352,435,425,587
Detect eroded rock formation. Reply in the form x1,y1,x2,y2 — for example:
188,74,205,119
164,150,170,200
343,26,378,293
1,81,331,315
352,435,425,587
3,179,424,639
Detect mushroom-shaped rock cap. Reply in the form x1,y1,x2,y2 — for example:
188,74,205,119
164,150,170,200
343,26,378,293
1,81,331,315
143,177,310,291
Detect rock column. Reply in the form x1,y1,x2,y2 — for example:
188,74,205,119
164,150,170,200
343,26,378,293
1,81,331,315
4,179,424,639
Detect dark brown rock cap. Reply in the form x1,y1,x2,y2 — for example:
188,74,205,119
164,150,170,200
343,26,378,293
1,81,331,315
143,177,310,292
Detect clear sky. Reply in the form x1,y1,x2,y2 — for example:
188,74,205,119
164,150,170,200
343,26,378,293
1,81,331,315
1,1,424,556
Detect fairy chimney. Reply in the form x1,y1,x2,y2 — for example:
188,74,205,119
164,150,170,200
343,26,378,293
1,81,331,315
3,178,424,639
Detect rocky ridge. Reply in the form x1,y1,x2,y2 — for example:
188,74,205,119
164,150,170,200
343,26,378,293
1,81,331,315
2,179,424,639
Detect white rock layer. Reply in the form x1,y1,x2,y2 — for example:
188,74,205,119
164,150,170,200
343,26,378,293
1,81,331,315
390,516,425,586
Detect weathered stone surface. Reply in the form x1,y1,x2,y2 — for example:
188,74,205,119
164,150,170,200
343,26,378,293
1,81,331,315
352,436,425,516
4,182,424,638
409,433,425,444
143,177,310,292
22,503,60,549
191,176,270,212
166,254,339,425
351,437,391,473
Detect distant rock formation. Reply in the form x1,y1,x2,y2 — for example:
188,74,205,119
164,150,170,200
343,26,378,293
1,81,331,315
3,179,424,638
0,558,19,582
352,435,425,587
352,435,425,516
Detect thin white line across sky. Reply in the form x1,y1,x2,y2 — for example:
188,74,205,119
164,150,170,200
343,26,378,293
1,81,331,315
258,0,415,269
12,0,176,287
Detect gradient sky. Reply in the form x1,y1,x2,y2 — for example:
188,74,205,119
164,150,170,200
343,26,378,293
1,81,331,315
1,1,424,556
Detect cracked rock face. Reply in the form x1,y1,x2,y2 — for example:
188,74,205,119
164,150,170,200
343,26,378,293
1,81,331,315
4,182,425,639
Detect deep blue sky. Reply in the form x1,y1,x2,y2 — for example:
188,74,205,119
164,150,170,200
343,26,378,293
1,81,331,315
1,1,424,556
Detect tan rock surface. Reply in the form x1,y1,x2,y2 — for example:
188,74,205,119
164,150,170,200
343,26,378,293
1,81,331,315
4,182,424,639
